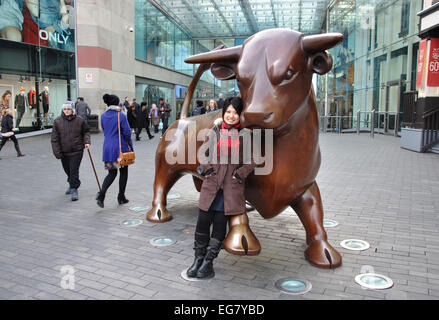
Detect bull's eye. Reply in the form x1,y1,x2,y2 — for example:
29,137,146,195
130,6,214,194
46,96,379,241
278,68,297,86
285,68,295,80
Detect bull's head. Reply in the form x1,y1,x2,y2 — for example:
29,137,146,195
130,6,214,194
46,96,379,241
185,29,343,129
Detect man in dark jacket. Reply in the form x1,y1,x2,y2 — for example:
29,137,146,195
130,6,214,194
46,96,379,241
158,98,171,136
134,102,154,140
51,101,90,201
75,97,91,123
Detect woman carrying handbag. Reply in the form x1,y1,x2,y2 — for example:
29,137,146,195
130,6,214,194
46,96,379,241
96,94,134,208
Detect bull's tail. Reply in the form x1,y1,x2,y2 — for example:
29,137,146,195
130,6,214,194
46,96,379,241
179,63,211,120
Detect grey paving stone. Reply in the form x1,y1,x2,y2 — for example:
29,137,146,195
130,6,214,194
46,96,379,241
1,132,439,300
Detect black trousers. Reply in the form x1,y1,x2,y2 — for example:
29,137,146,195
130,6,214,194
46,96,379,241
101,166,128,197
61,151,83,189
136,124,152,139
162,117,169,134
195,208,229,241
0,134,20,153
16,109,25,128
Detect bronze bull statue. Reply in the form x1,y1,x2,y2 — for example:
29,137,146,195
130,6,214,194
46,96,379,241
146,28,344,269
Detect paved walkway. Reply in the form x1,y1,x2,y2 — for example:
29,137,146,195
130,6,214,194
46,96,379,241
0,130,438,300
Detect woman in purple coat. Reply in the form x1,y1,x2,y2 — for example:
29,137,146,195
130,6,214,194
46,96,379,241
96,94,134,208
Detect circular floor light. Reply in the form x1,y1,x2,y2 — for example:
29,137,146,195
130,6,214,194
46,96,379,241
129,206,149,212
323,219,339,228
121,218,143,227
275,278,312,295
355,273,393,290
167,193,181,200
180,268,214,281
149,237,176,247
340,239,370,251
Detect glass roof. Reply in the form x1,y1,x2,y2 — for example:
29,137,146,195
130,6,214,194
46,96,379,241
149,0,331,38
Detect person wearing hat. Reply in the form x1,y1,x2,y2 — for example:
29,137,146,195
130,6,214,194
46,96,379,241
51,101,90,201
95,94,133,208
186,96,260,279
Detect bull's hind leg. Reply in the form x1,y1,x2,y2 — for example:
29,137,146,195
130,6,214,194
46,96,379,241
146,166,183,223
291,182,342,269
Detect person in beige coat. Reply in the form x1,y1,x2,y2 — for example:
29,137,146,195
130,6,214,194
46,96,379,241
186,96,259,279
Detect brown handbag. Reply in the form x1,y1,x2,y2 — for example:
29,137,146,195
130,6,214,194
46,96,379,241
117,112,135,166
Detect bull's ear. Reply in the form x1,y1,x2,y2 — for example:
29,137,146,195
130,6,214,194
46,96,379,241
308,51,333,75
211,63,236,80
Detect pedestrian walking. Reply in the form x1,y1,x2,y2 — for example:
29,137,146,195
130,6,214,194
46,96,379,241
186,96,259,279
50,101,90,201
75,97,91,123
95,94,133,208
149,103,160,133
135,102,154,140
0,108,25,160
158,98,171,135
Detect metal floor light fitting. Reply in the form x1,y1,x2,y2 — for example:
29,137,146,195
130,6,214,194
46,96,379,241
120,219,143,227
149,237,176,247
323,219,339,228
355,273,394,290
275,278,312,295
340,239,370,251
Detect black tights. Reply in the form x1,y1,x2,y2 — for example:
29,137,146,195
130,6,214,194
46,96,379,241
0,135,20,153
101,166,128,196
195,208,229,241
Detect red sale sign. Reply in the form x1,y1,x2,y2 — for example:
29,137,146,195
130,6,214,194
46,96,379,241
417,39,427,88
427,38,439,86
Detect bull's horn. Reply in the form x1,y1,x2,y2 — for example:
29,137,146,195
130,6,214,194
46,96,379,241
184,45,242,64
302,33,344,53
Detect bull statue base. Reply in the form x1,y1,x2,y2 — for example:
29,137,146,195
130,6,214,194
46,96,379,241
146,28,344,269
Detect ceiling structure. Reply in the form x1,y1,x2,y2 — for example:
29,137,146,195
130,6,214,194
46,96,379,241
148,0,331,39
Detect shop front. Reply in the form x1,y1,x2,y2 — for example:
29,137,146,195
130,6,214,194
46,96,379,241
0,0,76,133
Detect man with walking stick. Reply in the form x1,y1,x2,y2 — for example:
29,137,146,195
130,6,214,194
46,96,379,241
51,101,91,201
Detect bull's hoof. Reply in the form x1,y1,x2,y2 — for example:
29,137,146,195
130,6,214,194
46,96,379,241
305,240,342,269
223,224,261,256
146,205,173,223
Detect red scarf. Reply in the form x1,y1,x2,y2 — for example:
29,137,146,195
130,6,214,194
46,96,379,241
217,122,241,158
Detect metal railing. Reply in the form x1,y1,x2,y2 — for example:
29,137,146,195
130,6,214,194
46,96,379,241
421,108,439,152
319,110,401,138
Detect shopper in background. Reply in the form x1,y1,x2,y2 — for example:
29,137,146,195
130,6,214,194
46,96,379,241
51,101,90,201
158,98,171,136
96,94,133,208
0,108,25,160
75,97,91,124
135,101,154,140
149,103,160,134
206,99,217,113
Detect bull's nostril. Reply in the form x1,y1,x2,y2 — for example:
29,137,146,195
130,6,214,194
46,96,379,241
263,112,274,122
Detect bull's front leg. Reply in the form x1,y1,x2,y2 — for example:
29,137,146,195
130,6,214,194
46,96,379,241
291,182,342,269
146,163,183,223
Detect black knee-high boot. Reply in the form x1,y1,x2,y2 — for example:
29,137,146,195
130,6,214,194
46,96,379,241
196,238,222,278
186,232,210,277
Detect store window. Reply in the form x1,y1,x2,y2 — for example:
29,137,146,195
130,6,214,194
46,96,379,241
320,0,422,134
135,80,175,124
0,0,76,133
134,0,193,76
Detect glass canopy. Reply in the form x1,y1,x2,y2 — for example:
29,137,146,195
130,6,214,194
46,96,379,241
149,0,331,38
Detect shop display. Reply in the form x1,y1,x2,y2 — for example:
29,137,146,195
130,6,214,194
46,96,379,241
14,87,27,128
146,29,344,269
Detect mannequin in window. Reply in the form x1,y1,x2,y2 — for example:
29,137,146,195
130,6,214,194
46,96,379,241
15,87,27,128
39,86,50,126
28,87,37,109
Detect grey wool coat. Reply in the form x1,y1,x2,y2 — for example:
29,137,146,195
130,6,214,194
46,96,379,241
198,118,257,215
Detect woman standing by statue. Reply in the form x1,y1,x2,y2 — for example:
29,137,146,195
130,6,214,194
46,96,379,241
186,96,260,279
